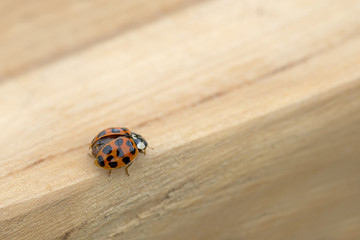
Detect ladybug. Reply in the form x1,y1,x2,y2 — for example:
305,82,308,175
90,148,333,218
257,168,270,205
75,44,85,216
90,127,148,176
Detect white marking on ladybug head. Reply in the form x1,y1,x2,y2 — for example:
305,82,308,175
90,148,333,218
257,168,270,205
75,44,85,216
137,142,146,150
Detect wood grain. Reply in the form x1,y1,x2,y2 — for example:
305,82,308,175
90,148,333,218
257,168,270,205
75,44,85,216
0,0,202,78
1,0,360,239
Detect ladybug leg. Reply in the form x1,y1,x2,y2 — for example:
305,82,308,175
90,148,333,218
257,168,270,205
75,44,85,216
108,169,112,177
142,146,153,155
125,162,133,176
139,148,147,155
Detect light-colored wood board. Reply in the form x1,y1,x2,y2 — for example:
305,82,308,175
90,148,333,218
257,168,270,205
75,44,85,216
0,0,360,239
0,0,203,78
116,79,360,240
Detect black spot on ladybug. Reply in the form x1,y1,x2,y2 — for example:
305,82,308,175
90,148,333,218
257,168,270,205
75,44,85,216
98,131,106,138
115,138,123,146
111,128,121,133
102,145,112,154
97,156,105,167
107,155,114,162
109,162,118,168
116,148,124,157
126,141,136,155
121,128,128,131
130,148,136,155
122,157,130,164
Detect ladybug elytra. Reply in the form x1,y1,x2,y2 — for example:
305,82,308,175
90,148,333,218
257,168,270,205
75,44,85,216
90,127,148,176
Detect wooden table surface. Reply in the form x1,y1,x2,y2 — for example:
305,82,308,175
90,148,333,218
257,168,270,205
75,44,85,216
1,0,360,239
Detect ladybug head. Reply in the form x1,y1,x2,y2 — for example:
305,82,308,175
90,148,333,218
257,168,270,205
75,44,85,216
131,132,148,153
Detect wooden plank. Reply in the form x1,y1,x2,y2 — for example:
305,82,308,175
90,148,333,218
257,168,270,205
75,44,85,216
1,0,360,239
0,0,203,78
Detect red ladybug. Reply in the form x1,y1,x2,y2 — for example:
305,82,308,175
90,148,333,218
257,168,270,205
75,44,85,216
90,127,148,176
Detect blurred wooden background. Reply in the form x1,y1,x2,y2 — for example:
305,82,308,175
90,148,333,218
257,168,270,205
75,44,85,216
1,0,360,239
